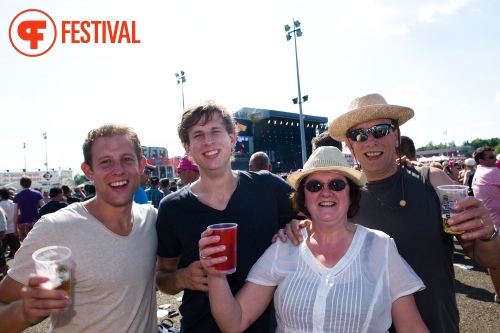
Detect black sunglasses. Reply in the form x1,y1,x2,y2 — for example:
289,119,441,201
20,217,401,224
304,179,347,193
347,124,394,142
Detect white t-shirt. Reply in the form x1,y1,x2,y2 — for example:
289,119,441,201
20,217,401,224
0,207,6,232
8,203,158,333
247,225,425,333
0,200,15,234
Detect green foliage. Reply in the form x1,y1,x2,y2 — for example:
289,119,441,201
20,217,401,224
417,138,500,155
73,174,89,186
416,141,457,151
470,138,500,149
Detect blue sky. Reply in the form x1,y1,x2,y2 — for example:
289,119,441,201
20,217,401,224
1,0,498,175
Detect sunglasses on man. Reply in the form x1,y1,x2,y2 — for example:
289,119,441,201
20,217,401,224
347,124,394,142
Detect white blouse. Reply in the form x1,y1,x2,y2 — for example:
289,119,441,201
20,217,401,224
247,225,425,333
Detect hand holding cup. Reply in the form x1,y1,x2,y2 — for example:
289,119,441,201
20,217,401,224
199,223,238,275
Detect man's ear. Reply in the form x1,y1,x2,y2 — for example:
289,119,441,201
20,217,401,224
229,131,237,148
139,155,147,171
81,162,93,181
393,127,400,148
183,142,191,156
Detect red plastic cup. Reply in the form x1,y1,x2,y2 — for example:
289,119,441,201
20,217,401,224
207,223,238,274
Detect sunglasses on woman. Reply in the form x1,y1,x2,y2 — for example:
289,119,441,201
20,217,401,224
304,179,347,192
347,124,394,142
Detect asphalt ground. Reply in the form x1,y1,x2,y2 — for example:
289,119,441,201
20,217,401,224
5,238,500,332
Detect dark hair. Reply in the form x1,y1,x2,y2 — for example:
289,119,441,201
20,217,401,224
61,185,71,194
290,176,362,219
473,146,494,163
400,136,416,160
160,178,170,187
49,187,63,198
0,188,10,200
177,100,237,145
82,124,142,168
20,175,32,188
311,131,342,151
87,184,96,194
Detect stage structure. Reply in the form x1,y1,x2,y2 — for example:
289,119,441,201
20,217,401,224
232,107,328,173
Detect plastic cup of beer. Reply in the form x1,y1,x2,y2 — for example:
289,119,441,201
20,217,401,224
32,246,72,298
207,223,238,274
436,185,468,235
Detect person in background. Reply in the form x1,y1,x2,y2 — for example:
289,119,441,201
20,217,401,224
13,176,45,242
38,187,68,218
73,186,84,199
472,146,500,303
61,185,80,205
398,135,425,167
42,190,50,204
177,155,200,185
443,160,460,183
83,184,96,201
249,152,272,172
0,206,7,278
0,188,20,259
496,154,500,169
156,100,297,332
168,181,178,192
0,123,157,332
199,147,429,333
310,130,343,151
282,93,500,333
463,158,476,196
134,162,154,204
160,178,171,196
145,176,164,208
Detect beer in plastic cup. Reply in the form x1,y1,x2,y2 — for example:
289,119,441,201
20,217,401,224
207,223,238,274
32,246,72,298
436,185,468,235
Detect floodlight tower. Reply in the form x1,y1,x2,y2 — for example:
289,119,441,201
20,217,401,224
175,70,186,110
285,19,307,166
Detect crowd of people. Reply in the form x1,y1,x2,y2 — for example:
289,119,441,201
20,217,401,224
0,95,498,333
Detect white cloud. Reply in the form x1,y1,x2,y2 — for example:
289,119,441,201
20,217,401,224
336,0,470,35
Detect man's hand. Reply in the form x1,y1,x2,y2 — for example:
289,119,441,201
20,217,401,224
272,219,311,245
447,197,495,240
20,275,71,326
396,156,423,168
448,196,500,268
178,261,209,293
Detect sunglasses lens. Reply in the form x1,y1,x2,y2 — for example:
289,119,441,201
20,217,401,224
328,179,346,191
305,180,347,192
372,125,390,139
305,180,323,192
348,129,368,142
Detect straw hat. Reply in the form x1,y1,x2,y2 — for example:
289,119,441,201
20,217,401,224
287,147,367,190
329,93,414,141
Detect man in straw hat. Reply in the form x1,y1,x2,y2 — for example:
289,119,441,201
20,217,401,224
281,93,500,332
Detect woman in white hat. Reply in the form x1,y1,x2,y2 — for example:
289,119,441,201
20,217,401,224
463,158,476,196
198,147,429,333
